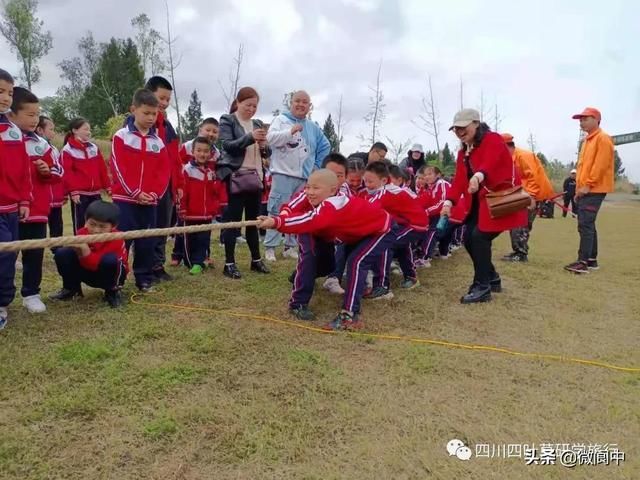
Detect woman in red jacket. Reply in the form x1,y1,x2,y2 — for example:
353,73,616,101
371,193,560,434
441,109,527,304
61,118,110,234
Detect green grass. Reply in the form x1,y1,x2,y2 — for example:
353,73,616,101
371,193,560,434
0,195,638,479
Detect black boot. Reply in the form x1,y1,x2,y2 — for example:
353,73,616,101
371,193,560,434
104,290,123,308
49,287,83,301
250,259,270,274
223,263,242,279
461,285,491,304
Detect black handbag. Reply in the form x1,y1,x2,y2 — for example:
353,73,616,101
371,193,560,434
230,169,263,195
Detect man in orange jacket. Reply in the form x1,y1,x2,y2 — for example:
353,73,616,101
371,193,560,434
500,134,554,262
564,107,614,274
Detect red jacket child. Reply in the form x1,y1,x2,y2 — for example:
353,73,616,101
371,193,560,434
48,145,66,208
110,120,171,205
274,195,391,244
180,140,227,215
0,115,31,214
61,136,109,197
178,161,219,221
364,185,429,231
424,178,450,218
23,132,63,223
75,226,129,274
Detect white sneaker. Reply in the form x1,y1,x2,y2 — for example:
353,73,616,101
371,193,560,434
322,277,345,295
265,248,277,262
414,259,432,269
15,260,23,271
0,307,7,330
390,261,402,276
366,270,374,289
440,254,451,260
282,248,299,260
237,236,247,244
22,295,46,314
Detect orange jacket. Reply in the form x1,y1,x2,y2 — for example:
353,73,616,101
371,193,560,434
512,147,554,201
576,128,614,193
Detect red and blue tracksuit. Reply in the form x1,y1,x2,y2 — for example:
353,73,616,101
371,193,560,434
273,195,393,314
47,143,64,250
54,227,129,293
0,114,32,308
419,178,451,260
110,118,170,286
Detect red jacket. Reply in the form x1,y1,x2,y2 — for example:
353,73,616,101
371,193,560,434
61,137,109,197
76,226,129,274
179,139,226,212
110,122,171,205
447,132,527,232
179,161,219,221
274,195,391,244
155,111,183,199
49,145,66,207
364,185,428,231
0,115,31,214
23,132,63,223
424,178,450,217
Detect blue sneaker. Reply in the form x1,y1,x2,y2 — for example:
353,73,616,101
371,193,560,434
322,311,363,331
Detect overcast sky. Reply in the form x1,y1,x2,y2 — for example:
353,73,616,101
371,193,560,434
2,0,639,180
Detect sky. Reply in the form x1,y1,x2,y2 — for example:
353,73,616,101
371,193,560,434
2,0,639,180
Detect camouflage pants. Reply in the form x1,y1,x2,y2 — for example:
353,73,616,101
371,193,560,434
510,207,538,256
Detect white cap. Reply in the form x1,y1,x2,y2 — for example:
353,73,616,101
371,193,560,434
449,109,481,131
410,143,424,153
570,169,577,174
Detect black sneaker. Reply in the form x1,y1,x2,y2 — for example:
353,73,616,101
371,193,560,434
250,259,270,274
510,253,528,262
564,261,589,274
501,252,517,261
49,288,83,301
223,263,242,279
587,259,599,270
364,286,394,300
153,267,173,282
136,282,155,293
104,290,123,308
289,305,316,321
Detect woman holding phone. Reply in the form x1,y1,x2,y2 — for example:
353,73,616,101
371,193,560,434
216,86,272,279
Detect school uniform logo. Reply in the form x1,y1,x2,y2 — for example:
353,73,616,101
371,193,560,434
34,145,44,155
9,130,20,139
152,144,160,152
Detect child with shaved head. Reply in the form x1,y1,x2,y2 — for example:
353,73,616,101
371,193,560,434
258,169,395,330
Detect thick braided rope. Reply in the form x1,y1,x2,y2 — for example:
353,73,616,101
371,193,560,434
0,220,260,253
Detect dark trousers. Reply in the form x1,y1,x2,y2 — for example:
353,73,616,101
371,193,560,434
419,217,439,259
463,222,499,288
453,224,466,245
221,181,261,264
289,233,336,309
48,206,64,254
55,248,127,292
577,193,606,261
183,221,212,268
343,229,397,314
172,219,185,262
0,213,19,307
509,207,537,256
153,187,174,270
374,226,421,288
329,243,347,281
19,222,47,297
71,194,100,234
115,201,157,286
562,195,576,217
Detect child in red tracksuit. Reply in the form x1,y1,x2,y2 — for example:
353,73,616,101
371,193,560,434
422,166,452,261
61,117,109,234
110,89,171,292
37,116,64,249
362,162,428,298
178,137,219,274
51,200,128,308
9,87,64,315
258,168,394,331
0,70,32,329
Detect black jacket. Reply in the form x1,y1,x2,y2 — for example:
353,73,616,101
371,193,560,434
563,177,576,197
216,113,272,181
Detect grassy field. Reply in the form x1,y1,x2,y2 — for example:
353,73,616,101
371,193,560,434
1,196,639,480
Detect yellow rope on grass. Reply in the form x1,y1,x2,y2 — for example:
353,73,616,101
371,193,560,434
0,220,260,253
130,293,640,374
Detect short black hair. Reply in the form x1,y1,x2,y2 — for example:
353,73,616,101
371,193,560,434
0,68,14,84
11,86,38,113
37,115,52,130
365,161,390,178
85,200,120,226
145,76,173,92
388,164,409,181
347,157,366,172
132,88,159,108
201,117,219,127
322,152,347,169
370,142,388,153
425,165,442,176
192,136,211,148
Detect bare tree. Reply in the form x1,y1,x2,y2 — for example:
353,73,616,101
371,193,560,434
385,136,413,164
359,59,385,146
459,76,464,109
162,0,182,138
218,43,244,111
492,103,503,132
412,74,441,152
0,0,52,89
335,94,347,152
477,90,491,122
131,13,165,78
527,132,537,153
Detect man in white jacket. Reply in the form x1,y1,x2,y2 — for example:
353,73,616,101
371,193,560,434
264,91,331,261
